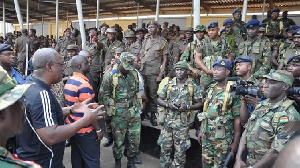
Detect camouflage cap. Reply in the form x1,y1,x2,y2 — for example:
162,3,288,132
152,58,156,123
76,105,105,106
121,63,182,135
120,52,135,71
195,25,206,32
0,44,13,53
174,61,190,70
106,28,116,33
263,70,294,86
0,66,31,111
115,47,125,54
124,31,136,38
67,44,79,51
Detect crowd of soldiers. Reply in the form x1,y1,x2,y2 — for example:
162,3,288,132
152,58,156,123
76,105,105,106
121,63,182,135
0,6,300,168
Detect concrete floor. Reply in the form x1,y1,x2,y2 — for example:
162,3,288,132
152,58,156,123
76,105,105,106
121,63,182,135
62,137,161,168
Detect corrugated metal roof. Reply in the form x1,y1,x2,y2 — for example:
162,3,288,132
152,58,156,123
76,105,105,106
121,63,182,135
1,0,299,23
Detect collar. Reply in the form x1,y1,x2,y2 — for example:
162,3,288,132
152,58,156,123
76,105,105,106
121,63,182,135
29,77,51,90
171,77,191,87
10,67,18,75
72,72,89,82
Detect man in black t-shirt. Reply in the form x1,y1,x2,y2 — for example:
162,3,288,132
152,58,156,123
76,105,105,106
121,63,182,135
16,48,105,168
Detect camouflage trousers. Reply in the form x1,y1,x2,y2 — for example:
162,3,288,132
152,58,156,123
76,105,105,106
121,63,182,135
201,138,231,168
157,126,191,168
200,72,213,98
111,114,141,160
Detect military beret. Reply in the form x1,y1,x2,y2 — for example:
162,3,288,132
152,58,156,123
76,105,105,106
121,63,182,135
263,70,293,86
293,28,300,36
234,56,252,64
106,28,116,33
185,27,194,32
220,28,226,34
213,59,232,69
67,44,79,51
286,25,300,32
0,44,13,53
271,8,280,14
194,25,206,32
287,55,300,64
245,19,260,29
207,20,218,29
174,61,190,70
223,18,234,27
232,8,241,15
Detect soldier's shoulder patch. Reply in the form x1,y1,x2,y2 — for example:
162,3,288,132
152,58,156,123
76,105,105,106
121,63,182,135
279,116,289,124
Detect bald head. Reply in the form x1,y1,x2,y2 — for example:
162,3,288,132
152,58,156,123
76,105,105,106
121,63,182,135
71,55,87,70
78,50,91,57
32,48,58,70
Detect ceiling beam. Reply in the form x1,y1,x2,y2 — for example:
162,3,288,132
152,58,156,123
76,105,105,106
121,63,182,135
82,0,119,14
133,0,156,12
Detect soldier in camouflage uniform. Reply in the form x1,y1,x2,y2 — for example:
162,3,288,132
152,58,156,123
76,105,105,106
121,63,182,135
157,61,202,168
281,11,296,29
181,25,206,79
265,8,284,42
232,8,247,40
235,70,300,168
197,59,241,168
55,28,76,62
195,21,231,93
140,20,169,126
99,52,141,168
238,19,272,78
0,66,40,168
223,18,243,60
277,28,300,70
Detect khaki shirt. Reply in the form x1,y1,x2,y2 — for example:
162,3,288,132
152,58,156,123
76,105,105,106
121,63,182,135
140,36,168,75
125,41,142,55
15,36,32,62
55,37,76,61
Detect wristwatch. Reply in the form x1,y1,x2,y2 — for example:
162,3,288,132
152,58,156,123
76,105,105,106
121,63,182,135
96,129,102,133
186,105,190,110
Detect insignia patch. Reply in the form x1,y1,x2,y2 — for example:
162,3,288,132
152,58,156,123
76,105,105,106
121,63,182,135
293,58,299,62
279,116,289,124
221,61,226,66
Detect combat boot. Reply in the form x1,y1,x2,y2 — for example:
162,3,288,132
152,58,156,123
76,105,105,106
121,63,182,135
115,159,121,168
127,157,137,168
103,133,113,147
150,112,158,126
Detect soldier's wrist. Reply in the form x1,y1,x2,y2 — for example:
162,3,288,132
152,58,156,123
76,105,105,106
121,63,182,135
165,103,169,108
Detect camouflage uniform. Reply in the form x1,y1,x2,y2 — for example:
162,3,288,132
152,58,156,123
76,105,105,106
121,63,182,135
225,32,243,60
181,38,202,69
99,53,141,160
101,39,124,69
198,81,241,168
196,37,229,89
55,37,75,62
238,38,271,77
51,81,66,107
245,98,300,166
157,77,202,168
279,45,300,68
0,147,40,168
232,21,247,40
168,38,183,72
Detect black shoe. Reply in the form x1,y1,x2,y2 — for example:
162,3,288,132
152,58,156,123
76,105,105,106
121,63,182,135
115,159,121,168
65,139,71,147
103,138,113,147
133,156,142,164
127,157,136,168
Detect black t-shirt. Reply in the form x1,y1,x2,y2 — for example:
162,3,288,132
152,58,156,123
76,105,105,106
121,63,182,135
16,77,65,168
